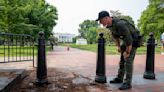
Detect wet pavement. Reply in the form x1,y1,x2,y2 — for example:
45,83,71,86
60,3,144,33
47,46,164,92
0,46,164,92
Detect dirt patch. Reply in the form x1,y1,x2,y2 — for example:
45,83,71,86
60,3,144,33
0,71,17,78
10,68,111,92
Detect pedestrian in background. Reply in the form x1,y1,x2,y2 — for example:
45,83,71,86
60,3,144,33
49,35,56,51
161,32,164,55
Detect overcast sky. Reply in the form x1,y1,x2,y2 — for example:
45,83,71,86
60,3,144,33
45,0,149,35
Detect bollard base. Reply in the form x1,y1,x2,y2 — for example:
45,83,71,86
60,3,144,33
95,75,106,83
35,78,49,86
143,72,155,79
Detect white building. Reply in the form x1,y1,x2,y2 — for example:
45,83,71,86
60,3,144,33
76,38,87,45
54,33,76,43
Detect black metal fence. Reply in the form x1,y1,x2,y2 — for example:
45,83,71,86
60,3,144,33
0,33,34,65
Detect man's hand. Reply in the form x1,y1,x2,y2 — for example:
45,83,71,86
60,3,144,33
123,51,130,59
162,40,164,43
117,46,121,52
115,38,121,53
123,45,132,59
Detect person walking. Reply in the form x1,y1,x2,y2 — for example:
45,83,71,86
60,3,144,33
161,32,164,55
49,35,56,51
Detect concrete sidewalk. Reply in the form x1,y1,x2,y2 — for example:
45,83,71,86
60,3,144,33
0,69,26,92
47,46,164,92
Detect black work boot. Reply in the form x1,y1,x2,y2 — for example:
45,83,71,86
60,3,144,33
119,83,132,90
110,78,123,83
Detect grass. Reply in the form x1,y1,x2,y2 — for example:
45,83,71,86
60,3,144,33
0,46,51,57
63,44,161,55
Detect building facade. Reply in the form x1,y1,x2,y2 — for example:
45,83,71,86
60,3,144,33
76,38,87,45
54,33,76,43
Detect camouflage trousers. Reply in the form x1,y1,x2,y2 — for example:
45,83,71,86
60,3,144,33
117,45,137,85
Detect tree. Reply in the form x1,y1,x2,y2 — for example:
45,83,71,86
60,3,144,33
0,0,9,32
86,27,97,44
110,10,122,17
0,0,58,40
96,28,112,45
138,0,164,39
78,20,99,44
110,10,135,25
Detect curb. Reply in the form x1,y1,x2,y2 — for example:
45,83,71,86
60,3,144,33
0,69,27,92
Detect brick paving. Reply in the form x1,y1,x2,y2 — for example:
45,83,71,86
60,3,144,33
47,46,164,92
47,46,164,76
0,45,164,92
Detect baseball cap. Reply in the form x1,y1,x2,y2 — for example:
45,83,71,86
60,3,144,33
96,11,110,21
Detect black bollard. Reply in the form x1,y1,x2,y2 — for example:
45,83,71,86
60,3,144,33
95,33,106,83
36,31,48,85
143,32,155,79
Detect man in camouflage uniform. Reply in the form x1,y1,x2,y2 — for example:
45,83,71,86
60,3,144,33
96,11,138,90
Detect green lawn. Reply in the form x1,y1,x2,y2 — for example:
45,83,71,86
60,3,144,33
64,44,161,55
0,46,51,57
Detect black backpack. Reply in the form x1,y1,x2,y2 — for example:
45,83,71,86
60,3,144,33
119,18,144,47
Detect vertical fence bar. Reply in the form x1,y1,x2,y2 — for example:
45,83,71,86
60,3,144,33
29,37,32,59
27,36,29,60
3,34,6,62
0,33,34,63
33,37,35,67
2,34,5,62
22,36,24,60
8,35,10,62
24,36,26,60
27,36,28,60
15,35,18,61
11,35,13,61
19,36,22,61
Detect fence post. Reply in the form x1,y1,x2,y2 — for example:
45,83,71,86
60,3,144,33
95,33,106,83
36,31,48,85
143,32,155,79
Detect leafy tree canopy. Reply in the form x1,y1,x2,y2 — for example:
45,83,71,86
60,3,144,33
78,20,99,44
138,0,164,39
110,10,135,25
0,0,58,40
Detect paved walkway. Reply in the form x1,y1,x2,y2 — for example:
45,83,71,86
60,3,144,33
0,46,164,92
47,46,164,92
